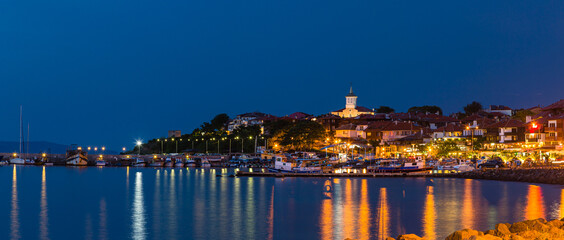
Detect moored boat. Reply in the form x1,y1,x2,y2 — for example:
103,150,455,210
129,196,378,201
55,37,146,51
132,158,146,167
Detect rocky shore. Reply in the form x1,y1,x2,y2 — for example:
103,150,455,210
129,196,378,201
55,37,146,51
441,168,564,185
347,218,564,240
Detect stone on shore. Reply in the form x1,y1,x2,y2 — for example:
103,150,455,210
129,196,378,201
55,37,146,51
445,229,482,240
396,234,424,240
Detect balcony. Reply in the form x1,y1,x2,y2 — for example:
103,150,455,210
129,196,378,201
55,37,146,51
545,127,557,132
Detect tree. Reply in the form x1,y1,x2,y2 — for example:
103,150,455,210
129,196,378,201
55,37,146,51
210,113,229,130
280,121,327,150
435,140,460,157
376,106,395,113
463,101,483,116
512,109,534,122
408,105,443,115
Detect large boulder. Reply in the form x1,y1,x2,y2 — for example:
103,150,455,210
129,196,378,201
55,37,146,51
445,229,482,240
495,223,511,236
547,219,564,229
468,235,502,240
509,222,529,233
396,234,424,240
522,219,549,232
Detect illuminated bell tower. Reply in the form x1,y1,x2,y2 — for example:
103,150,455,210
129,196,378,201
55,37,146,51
345,85,357,109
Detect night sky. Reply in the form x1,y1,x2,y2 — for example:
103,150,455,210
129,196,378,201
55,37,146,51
1,0,563,150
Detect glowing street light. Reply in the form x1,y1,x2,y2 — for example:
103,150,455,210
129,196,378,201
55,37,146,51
136,140,142,156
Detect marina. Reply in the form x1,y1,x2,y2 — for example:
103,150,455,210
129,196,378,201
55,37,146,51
2,165,563,240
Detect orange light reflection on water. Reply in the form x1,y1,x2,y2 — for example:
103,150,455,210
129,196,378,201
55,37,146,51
359,179,370,240
377,187,389,240
524,185,545,220
320,180,333,240
461,179,474,229
343,179,354,238
423,186,436,240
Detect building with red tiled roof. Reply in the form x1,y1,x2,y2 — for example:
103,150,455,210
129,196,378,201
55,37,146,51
380,121,422,143
485,119,525,143
331,86,374,118
431,124,465,140
486,105,513,116
287,112,313,120
542,99,564,114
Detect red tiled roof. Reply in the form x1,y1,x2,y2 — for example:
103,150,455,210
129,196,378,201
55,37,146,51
287,112,312,120
542,99,564,111
485,119,525,128
335,123,357,130
432,124,464,133
365,121,391,130
381,122,421,131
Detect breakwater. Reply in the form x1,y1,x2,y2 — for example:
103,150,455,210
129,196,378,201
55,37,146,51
237,168,564,185
374,218,564,240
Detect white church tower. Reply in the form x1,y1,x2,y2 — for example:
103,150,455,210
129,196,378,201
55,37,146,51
345,85,357,109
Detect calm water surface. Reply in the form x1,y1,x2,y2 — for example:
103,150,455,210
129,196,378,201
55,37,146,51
1,166,563,240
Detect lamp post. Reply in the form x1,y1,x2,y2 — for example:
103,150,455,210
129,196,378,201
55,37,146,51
466,126,475,152
136,140,142,156
229,137,232,154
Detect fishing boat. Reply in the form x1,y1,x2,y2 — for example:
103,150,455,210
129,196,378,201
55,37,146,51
174,157,185,167
185,157,196,167
164,157,174,167
201,158,211,168
371,160,431,173
268,155,295,173
149,159,164,167
132,158,146,167
66,148,88,166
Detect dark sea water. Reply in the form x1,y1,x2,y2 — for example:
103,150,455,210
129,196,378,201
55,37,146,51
1,166,563,240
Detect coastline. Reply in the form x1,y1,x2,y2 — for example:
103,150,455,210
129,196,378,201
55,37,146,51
372,218,564,240
237,168,564,185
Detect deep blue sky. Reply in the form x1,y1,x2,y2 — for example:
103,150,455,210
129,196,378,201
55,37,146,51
1,0,563,150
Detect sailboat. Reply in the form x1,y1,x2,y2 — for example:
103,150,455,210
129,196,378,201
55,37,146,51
10,106,26,165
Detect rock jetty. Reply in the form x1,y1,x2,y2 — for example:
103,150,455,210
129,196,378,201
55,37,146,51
450,168,564,185
357,218,564,240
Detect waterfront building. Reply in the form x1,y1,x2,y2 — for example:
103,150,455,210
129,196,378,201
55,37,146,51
431,124,464,140
485,105,513,116
331,86,374,118
168,130,181,138
485,119,526,144
227,112,276,132
380,121,421,144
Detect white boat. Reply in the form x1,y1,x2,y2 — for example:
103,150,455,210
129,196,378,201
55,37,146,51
268,155,296,173
164,158,174,167
10,158,26,165
96,160,106,166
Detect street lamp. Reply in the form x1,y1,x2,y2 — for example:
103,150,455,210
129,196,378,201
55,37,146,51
157,139,163,154
136,140,142,156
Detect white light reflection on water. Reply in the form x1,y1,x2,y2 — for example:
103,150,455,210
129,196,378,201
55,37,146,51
132,172,146,240
11,165,20,240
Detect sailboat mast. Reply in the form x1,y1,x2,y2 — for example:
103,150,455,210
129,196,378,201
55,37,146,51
19,105,23,156
27,123,30,158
